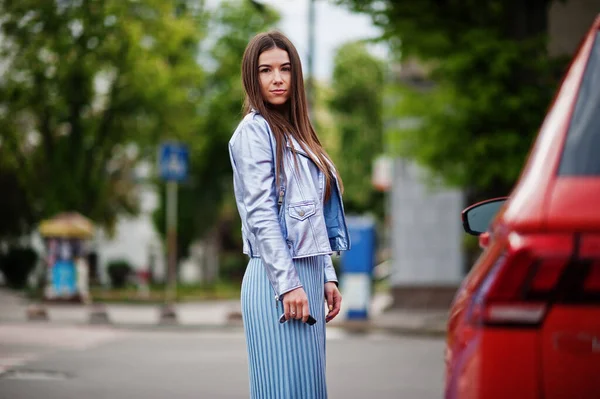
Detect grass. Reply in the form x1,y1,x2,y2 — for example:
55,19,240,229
23,276,389,304
90,280,242,304
374,278,390,294
92,279,387,304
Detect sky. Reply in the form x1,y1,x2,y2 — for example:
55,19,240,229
206,0,385,82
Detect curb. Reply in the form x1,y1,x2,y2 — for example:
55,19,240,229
329,320,446,338
225,310,447,338
0,305,447,338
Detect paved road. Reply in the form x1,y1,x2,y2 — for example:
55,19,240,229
0,324,445,399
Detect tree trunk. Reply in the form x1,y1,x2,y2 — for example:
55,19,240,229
506,0,551,40
201,226,220,284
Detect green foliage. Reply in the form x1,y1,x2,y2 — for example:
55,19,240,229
328,41,385,216
153,0,279,260
338,0,570,200
219,252,248,282
0,167,35,241
0,0,206,235
90,280,241,303
0,247,39,289
106,259,132,288
388,34,567,199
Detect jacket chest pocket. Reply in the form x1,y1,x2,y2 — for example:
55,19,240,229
288,200,316,221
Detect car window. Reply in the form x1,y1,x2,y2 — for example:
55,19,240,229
559,32,600,176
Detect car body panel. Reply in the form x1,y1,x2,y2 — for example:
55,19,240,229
447,330,540,399
541,307,600,398
546,179,600,230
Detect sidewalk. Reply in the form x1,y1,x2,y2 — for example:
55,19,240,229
0,288,448,337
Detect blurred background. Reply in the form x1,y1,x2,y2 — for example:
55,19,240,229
0,0,598,397
1,0,596,307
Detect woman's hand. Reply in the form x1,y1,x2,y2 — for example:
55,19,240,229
282,287,310,323
324,282,342,323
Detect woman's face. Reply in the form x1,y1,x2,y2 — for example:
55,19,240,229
258,47,291,107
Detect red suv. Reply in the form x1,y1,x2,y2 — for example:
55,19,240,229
446,16,600,399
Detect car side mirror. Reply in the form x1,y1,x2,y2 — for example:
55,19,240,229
462,198,508,236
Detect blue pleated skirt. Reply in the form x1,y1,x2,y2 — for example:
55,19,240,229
241,256,327,399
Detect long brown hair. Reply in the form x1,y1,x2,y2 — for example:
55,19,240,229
241,30,343,202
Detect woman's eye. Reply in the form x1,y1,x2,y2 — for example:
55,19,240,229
259,68,269,73
282,66,291,72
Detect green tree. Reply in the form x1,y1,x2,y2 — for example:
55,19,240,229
153,0,279,274
328,41,385,216
0,163,34,242
0,0,206,235
337,0,570,201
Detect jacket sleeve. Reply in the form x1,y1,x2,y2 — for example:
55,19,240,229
324,255,338,285
229,119,302,299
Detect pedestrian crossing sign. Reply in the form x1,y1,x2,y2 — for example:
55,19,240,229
159,143,189,181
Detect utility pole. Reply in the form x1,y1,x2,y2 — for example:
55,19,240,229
307,0,316,116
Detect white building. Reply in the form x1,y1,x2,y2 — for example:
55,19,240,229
388,159,465,308
92,162,165,284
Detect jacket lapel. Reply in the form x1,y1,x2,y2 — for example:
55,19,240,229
286,136,312,159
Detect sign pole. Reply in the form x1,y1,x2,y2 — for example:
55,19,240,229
158,142,188,324
166,180,178,304
160,181,179,323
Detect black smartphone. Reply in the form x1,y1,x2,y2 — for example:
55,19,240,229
279,313,317,326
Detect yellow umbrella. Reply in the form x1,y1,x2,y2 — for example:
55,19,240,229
38,212,95,239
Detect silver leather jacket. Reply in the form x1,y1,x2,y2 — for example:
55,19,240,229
228,111,351,302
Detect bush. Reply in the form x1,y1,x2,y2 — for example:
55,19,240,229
219,252,247,283
106,259,133,288
0,247,39,289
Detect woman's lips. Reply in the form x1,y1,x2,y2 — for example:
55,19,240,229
271,89,286,94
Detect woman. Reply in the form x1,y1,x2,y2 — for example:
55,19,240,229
228,30,351,398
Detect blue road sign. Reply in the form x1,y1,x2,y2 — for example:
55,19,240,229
159,143,189,181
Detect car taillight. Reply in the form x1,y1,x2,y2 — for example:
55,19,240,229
577,234,600,300
467,233,573,327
